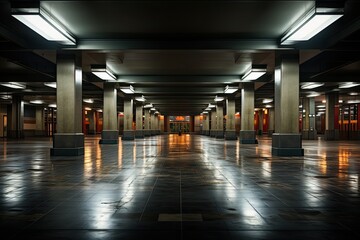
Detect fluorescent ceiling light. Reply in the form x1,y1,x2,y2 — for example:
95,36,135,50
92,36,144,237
214,95,224,102
265,105,273,108
84,107,92,111
30,100,43,104
11,5,76,45
281,6,343,45
1,82,26,89
348,100,360,104
241,65,267,81
44,82,56,88
48,104,56,108
339,82,360,89
120,85,135,94
97,109,103,112
205,107,211,111
316,105,326,108
154,111,159,114
83,98,94,103
202,111,208,114
135,95,146,102
91,65,116,81
144,103,153,108
224,85,238,94
301,82,324,89
208,104,216,108
262,98,273,104
348,92,359,96
306,92,320,98
150,107,156,111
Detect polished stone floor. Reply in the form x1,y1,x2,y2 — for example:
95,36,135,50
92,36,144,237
0,134,359,239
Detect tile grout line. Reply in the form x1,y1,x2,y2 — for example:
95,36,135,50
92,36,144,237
138,175,159,223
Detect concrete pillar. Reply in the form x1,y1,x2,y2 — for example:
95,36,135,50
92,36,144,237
155,114,160,134
51,53,84,156
225,99,237,140
35,107,45,136
123,99,134,140
135,103,144,138
215,102,224,138
7,94,24,139
150,112,156,135
88,110,96,135
144,109,151,136
302,98,317,140
325,92,339,140
258,110,263,135
272,53,304,156
268,108,275,136
240,82,257,144
159,115,164,133
210,109,216,137
203,114,209,135
100,82,118,144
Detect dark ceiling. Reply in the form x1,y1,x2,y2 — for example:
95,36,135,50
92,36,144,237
0,0,360,116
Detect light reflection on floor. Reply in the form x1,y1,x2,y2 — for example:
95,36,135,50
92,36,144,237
0,135,359,239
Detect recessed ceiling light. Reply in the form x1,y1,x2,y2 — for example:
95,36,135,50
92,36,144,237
339,82,360,89
91,65,116,81
1,82,26,89
301,82,324,89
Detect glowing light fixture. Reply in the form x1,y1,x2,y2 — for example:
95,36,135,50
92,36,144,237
205,107,211,111
91,65,116,81
150,107,156,111
48,103,56,108
224,85,238,94
281,6,343,45
30,100,43,104
83,99,94,103
306,92,320,98
44,82,56,88
135,95,146,102
1,82,26,89
241,65,267,81
144,103,153,108
120,85,135,94
214,95,224,102
301,82,324,89
207,103,216,108
339,82,360,89
262,98,273,104
11,3,76,45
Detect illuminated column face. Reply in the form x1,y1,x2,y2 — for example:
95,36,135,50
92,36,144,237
103,82,118,131
241,82,255,131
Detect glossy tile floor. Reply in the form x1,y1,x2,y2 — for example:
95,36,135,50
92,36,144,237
0,134,359,239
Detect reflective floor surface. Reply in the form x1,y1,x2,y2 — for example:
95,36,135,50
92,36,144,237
0,134,359,239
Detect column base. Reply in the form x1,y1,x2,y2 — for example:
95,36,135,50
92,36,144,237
210,130,216,137
302,130,317,140
51,133,84,156
325,130,339,140
99,130,119,144
135,130,144,138
225,130,237,140
215,130,224,139
122,130,135,140
268,130,274,137
144,130,151,137
272,133,304,156
240,130,258,144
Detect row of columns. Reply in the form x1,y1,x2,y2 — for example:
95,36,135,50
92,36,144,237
4,51,342,157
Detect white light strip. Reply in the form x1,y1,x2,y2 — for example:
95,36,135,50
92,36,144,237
44,82,56,88
301,82,324,89
144,103,153,108
135,95,146,102
30,100,43,104
91,69,116,81
83,99,94,103
241,67,267,81
12,8,76,45
1,82,26,89
281,7,343,45
214,95,224,102
339,82,360,89
120,85,135,94
224,85,238,94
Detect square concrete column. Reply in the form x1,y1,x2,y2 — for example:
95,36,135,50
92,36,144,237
150,112,155,135
155,114,160,134
258,110,263,135
51,53,84,156
210,109,216,137
325,92,339,140
35,107,45,136
88,110,96,135
7,94,24,139
225,99,237,140
240,82,257,144
135,103,144,138
203,114,209,135
215,102,224,138
159,115,164,133
272,53,304,156
123,99,135,140
302,98,317,140
100,82,119,144
268,108,275,136
144,109,150,136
